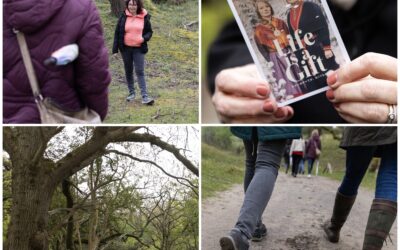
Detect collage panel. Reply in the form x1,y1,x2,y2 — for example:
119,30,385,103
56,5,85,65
202,126,397,249
202,0,397,124
3,126,199,249
2,0,400,249
4,0,199,124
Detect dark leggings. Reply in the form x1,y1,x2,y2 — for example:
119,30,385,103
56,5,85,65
338,143,397,202
291,155,302,176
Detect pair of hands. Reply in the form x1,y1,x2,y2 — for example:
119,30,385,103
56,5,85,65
212,53,397,123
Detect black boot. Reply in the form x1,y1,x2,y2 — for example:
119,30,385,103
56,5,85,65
363,199,397,250
323,192,356,243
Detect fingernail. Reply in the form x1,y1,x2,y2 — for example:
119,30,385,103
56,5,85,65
288,108,294,117
263,101,274,113
256,85,269,96
274,108,286,118
326,89,335,101
327,72,338,85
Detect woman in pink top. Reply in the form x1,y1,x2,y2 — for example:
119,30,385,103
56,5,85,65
113,0,154,104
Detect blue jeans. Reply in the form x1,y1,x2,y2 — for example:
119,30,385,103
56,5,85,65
121,47,148,97
307,158,315,174
338,143,397,202
298,158,305,174
236,140,286,239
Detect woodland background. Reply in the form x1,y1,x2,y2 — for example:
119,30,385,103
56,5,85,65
3,126,199,250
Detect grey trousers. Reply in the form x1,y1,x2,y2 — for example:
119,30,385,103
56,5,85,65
121,47,148,98
234,139,287,239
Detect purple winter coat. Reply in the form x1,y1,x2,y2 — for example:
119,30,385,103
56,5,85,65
4,0,111,123
305,135,321,159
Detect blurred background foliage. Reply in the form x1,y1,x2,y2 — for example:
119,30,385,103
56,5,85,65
201,0,232,81
202,127,378,199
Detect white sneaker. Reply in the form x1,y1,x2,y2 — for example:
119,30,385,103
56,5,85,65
307,174,311,178
142,96,154,105
126,93,135,102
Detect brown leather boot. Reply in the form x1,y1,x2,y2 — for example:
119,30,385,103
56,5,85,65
323,192,356,243
363,199,397,250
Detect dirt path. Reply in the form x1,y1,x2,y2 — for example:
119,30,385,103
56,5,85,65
202,173,397,250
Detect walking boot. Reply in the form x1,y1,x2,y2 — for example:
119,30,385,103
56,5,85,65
323,192,356,243
220,228,249,250
252,223,267,242
362,199,397,250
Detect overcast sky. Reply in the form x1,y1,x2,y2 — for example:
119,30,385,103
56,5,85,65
46,126,199,194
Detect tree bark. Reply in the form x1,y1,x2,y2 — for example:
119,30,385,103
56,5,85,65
7,166,54,250
6,129,56,250
109,0,126,17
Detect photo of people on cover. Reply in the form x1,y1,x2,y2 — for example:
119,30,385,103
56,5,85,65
230,0,349,105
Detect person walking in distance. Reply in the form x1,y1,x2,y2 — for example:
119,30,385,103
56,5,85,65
290,137,306,177
305,129,322,178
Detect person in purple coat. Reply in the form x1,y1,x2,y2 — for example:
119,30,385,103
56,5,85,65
3,0,111,123
305,129,322,178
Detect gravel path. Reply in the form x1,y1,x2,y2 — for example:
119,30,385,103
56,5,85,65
202,173,397,250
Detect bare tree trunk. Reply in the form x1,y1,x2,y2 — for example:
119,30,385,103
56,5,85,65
5,129,56,250
74,220,83,250
109,0,126,17
88,163,100,250
7,170,53,249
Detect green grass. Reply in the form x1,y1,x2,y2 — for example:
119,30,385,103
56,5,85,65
201,143,244,199
96,0,199,123
312,134,346,173
309,134,376,191
202,133,377,200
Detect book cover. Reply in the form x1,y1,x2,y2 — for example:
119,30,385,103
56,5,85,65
227,0,350,106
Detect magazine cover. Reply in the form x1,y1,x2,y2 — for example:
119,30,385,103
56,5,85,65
228,0,350,106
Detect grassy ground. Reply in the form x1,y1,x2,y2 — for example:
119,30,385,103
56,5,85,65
96,0,198,123
201,143,244,199
202,134,377,199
